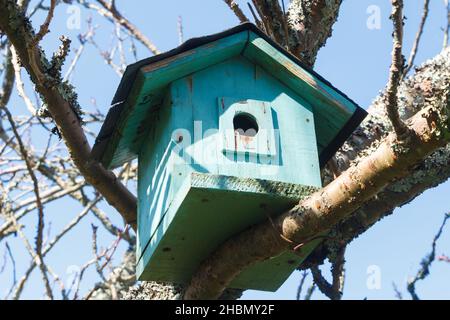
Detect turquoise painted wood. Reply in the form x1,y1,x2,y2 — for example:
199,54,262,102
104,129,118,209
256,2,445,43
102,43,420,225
103,32,248,168
101,30,359,169
92,26,365,292
137,172,318,291
136,57,322,290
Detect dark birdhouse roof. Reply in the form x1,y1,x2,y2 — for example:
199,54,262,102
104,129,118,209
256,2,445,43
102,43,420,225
91,23,367,169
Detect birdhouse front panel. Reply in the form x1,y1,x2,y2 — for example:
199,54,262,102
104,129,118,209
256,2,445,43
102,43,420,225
135,56,322,290
91,23,367,292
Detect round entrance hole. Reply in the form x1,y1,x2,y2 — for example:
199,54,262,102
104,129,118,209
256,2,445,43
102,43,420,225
233,112,259,137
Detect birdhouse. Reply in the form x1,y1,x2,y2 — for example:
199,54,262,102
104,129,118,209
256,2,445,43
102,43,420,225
92,23,367,292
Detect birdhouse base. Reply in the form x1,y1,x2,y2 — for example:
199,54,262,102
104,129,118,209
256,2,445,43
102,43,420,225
136,172,319,292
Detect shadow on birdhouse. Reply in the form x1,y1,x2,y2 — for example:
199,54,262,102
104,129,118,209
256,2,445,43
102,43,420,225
92,23,367,292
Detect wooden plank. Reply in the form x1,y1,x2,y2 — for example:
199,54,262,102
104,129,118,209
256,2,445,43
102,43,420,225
137,94,175,260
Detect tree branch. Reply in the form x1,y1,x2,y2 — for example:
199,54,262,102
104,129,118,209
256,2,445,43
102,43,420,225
407,213,450,300
404,0,430,77
0,0,137,229
94,0,159,55
184,91,450,298
223,0,249,23
252,0,287,47
385,0,409,138
308,245,345,300
444,0,450,49
303,48,450,269
287,0,343,67
31,0,56,46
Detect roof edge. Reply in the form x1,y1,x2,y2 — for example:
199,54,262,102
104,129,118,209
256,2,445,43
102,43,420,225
92,22,367,169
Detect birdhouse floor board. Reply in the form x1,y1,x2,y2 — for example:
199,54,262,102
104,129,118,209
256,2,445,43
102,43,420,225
137,172,317,291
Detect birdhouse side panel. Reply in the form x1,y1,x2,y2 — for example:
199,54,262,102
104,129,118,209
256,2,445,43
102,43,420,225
136,85,194,261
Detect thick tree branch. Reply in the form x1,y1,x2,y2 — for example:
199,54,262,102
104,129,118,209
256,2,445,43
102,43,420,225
287,0,342,66
184,88,450,298
252,0,287,47
304,48,450,269
0,0,137,229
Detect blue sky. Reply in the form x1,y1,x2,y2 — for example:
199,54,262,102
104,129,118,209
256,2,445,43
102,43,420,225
1,0,449,300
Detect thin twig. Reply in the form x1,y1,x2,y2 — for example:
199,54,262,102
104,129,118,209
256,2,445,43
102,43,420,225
444,0,450,48
0,104,50,296
296,270,308,300
6,211,53,299
304,283,316,300
4,242,17,298
392,282,403,300
12,199,100,299
94,0,160,54
281,0,290,50
31,0,57,46
404,0,430,77
438,254,450,263
407,213,450,300
247,3,263,30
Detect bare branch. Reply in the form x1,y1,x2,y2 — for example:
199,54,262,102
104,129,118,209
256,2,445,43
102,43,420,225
407,213,450,300
287,0,343,66
253,0,286,46
0,0,138,229
0,101,49,298
385,0,409,137
303,283,316,300
310,245,345,300
404,0,430,77
247,3,263,30
330,245,346,297
7,212,53,299
31,0,56,46
0,45,14,109
223,0,249,23
296,270,308,300
392,282,403,300
11,47,36,114
306,48,450,270
12,198,100,299
444,0,450,48
94,0,160,55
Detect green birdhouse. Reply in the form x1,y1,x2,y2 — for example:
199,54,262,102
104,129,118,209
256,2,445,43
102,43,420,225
92,23,367,292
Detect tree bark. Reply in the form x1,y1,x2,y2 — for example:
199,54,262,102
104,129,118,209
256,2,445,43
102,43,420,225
305,47,450,267
0,0,137,229
184,89,450,298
